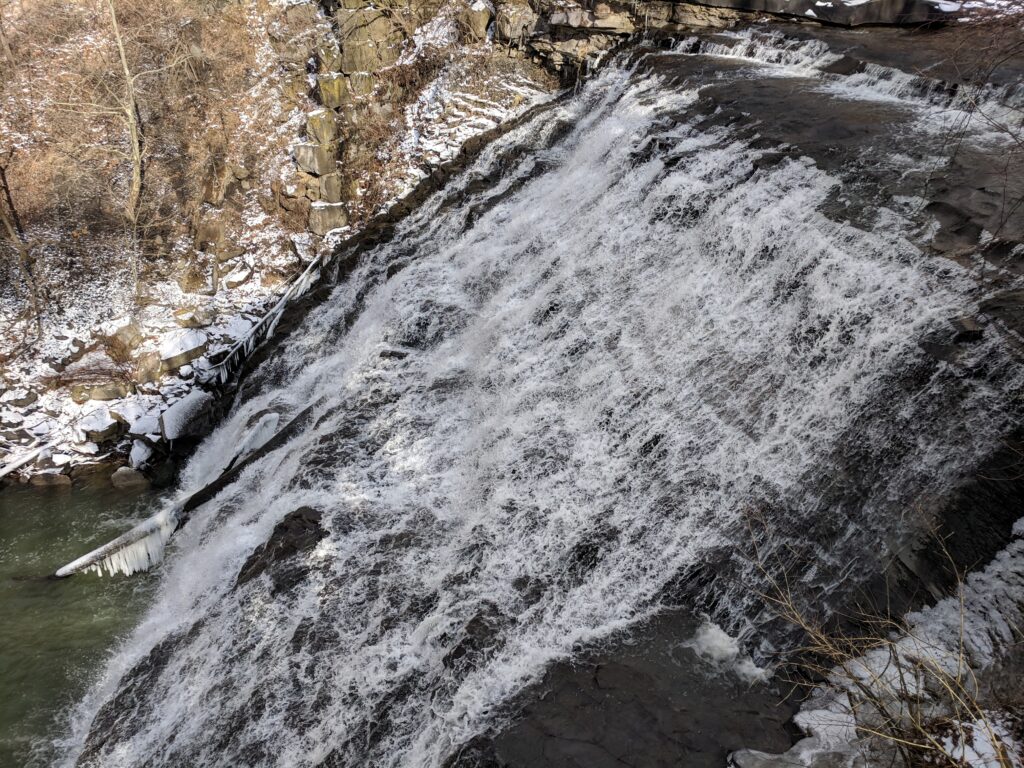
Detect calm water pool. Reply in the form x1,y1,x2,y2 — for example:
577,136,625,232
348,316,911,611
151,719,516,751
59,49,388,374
0,481,158,767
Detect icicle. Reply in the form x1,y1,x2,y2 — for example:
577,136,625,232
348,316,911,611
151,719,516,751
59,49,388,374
56,507,180,578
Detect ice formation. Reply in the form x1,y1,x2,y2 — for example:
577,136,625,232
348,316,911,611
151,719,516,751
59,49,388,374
56,508,180,578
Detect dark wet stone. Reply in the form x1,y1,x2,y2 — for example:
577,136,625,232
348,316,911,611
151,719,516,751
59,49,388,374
442,602,509,672
820,56,866,76
236,506,327,593
77,623,201,767
460,612,798,768
951,315,984,343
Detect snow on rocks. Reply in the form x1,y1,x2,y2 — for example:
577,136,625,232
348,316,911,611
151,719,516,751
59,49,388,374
129,440,154,469
76,407,121,444
159,329,209,370
733,525,1024,768
160,390,216,442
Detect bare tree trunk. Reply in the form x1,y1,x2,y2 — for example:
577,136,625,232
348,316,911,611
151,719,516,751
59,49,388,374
0,163,43,331
107,0,143,291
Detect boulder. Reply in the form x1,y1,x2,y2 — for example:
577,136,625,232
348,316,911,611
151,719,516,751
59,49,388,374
0,388,37,408
339,40,402,74
223,265,253,290
30,471,72,487
495,0,539,40
0,410,24,429
591,4,635,32
98,318,143,353
309,202,349,235
465,0,493,38
294,142,337,176
201,162,237,205
307,109,339,143
128,414,161,439
110,466,150,489
281,73,311,104
194,215,225,250
134,351,164,384
173,306,216,328
214,241,246,263
78,407,122,443
320,173,344,204
89,381,129,401
318,74,349,108
159,329,209,370
670,2,743,27
160,390,216,442
69,460,119,480
349,72,375,97
316,41,343,72
282,2,318,27
336,8,398,43
70,384,93,404
639,1,673,23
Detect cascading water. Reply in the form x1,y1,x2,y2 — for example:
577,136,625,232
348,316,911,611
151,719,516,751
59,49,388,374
60,33,1023,768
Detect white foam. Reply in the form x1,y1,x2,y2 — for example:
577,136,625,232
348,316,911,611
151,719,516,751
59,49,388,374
683,621,770,683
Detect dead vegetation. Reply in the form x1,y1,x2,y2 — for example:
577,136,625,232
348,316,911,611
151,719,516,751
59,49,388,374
747,517,1024,767
0,0,259,338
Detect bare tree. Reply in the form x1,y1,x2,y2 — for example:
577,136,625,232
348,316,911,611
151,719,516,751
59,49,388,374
50,0,192,294
107,0,144,251
0,152,43,332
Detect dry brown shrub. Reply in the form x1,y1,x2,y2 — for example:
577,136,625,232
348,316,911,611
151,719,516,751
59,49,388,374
747,514,1023,767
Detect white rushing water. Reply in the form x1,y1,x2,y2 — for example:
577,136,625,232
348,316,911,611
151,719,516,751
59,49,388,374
62,37,1021,768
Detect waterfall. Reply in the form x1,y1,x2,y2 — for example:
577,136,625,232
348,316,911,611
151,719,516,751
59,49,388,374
60,35,1022,768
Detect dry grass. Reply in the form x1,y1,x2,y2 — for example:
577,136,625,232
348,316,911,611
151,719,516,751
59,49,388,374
747,516,1023,767
0,0,261,332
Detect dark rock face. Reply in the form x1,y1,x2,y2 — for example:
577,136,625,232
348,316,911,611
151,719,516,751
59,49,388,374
449,613,797,768
236,506,327,594
77,625,197,767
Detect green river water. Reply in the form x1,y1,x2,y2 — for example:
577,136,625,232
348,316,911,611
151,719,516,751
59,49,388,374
0,481,158,767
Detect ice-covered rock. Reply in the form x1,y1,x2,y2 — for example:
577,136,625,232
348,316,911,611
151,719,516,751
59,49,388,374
110,466,149,489
129,439,154,469
160,390,215,442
